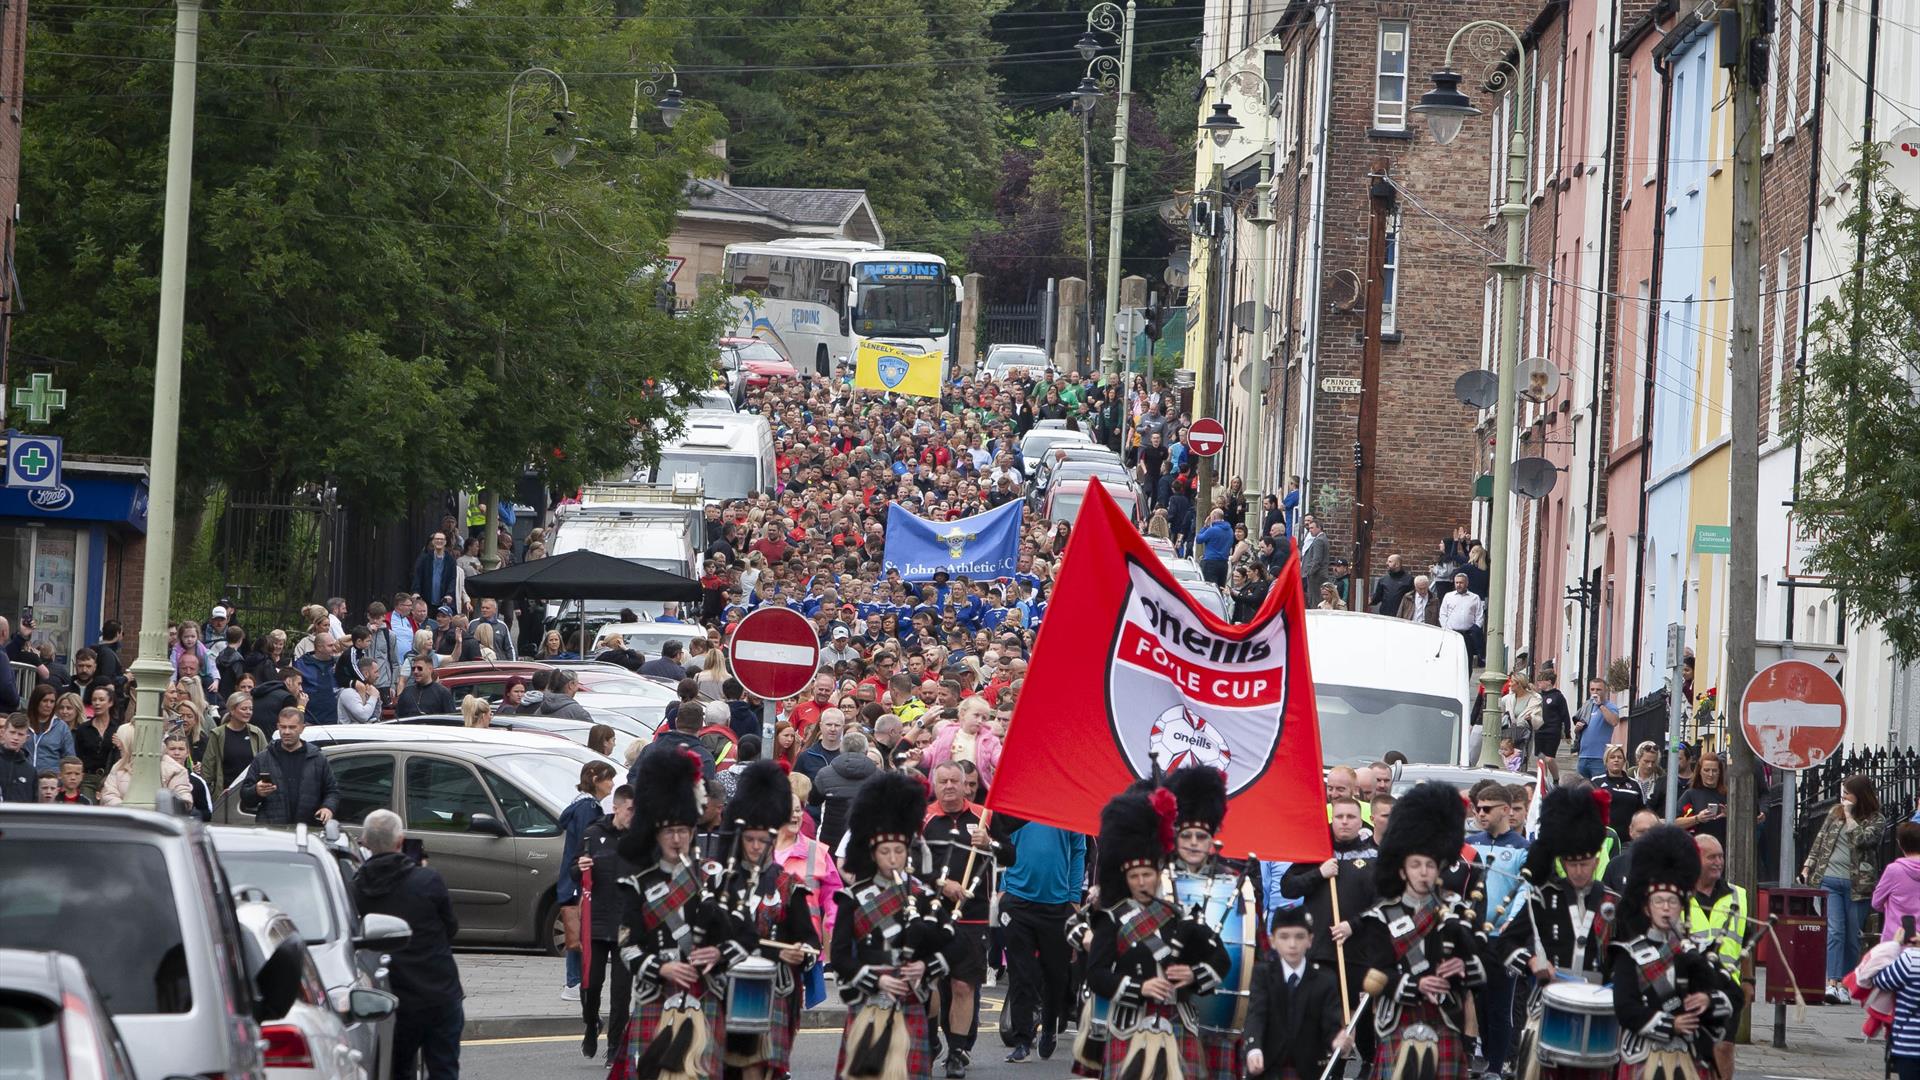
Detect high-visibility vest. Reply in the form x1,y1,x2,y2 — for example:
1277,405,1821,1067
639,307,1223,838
1688,883,1749,966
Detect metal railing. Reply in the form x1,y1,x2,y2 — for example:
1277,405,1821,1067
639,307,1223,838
1795,744,1920,823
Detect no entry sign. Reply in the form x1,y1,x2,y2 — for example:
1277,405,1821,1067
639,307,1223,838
728,607,822,701
1741,658,1847,770
1188,417,1225,458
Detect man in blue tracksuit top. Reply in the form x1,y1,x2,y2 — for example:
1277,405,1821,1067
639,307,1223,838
999,819,1087,1063
1194,509,1235,589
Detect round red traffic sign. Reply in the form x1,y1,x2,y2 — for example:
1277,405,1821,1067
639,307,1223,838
1741,658,1847,770
1189,417,1225,458
727,607,821,701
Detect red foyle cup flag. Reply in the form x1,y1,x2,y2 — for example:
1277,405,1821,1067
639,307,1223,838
987,481,1331,863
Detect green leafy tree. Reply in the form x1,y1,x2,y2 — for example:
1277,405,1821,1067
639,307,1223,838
1788,148,1920,659
19,1,728,516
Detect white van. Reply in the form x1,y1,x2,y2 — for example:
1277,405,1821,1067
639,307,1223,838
635,410,775,503
546,515,696,623
1304,609,1473,766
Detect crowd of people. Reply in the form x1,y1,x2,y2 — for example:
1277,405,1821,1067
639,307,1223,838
10,360,1920,1080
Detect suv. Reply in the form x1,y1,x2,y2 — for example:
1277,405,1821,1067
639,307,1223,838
0,803,293,1080
211,824,411,1080
214,727,621,952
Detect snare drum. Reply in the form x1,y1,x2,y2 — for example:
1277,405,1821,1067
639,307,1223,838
726,957,778,1035
1536,982,1619,1068
1071,994,1111,1072
1174,871,1255,1033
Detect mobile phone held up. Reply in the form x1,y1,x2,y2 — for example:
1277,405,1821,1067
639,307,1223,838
403,838,426,865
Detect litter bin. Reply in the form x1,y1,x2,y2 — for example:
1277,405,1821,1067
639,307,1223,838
1758,887,1826,1005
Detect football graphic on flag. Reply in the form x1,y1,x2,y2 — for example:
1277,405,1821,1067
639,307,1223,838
1106,557,1287,795
1149,705,1232,772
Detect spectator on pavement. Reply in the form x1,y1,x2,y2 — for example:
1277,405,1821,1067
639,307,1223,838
22,683,75,774
241,709,339,825
395,656,457,718
638,640,687,681
206,692,267,797
0,714,35,802
536,669,593,721
811,729,876,850
97,724,194,807
294,632,341,726
356,809,465,1080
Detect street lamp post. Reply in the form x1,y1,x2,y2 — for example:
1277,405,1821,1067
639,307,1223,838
1202,70,1279,534
482,66,575,575
1081,1,1136,412
127,0,203,806
1411,23,1531,768
1071,78,1101,376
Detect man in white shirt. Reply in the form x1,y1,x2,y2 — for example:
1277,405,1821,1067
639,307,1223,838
1438,572,1486,665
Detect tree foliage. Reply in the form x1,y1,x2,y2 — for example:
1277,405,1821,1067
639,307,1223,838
20,1,729,515
1788,149,1920,660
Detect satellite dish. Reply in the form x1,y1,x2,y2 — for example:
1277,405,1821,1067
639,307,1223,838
1518,357,1562,403
1237,363,1253,392
1455,369,1498,410
1887,127,1920,195
1164,249,1191,289
1510,456,1560,499
1231,301,1262,332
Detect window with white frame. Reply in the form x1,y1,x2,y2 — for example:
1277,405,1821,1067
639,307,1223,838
1381,207,1401,333
1641,66,1657,185
1374,21,1410,129
1785,0,1804,127
1771,250,1792,434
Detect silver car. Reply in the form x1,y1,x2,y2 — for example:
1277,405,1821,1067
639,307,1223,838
211,824,411,1080
214,727,621,952
0,803,285,1080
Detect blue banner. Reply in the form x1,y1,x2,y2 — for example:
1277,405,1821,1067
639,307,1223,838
884,500,1024,582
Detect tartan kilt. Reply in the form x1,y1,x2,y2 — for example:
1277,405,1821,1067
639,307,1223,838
758,983,801,1074
1101,1010,1205,1080
1371,1000,1469,1080
836,998,933,1080
1198,1030,1245,1080
609,992,725,1080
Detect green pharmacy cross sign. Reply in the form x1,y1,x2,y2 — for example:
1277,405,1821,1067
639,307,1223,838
12,373,67,425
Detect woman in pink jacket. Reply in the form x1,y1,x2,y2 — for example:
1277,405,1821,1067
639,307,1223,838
1875,819,1920,943
776,779,843,941
922,697,1002,788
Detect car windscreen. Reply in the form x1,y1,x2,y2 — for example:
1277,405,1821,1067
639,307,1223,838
0,840,191,1014
987,350,1047,371
647,453,759,502
1314,683,1462,765
217,851,337,944
490,752,587,807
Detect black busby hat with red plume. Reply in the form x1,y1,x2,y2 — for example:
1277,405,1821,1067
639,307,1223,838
1373,781,1466,900
1096,786,1177,908
1525,782,1611,882
618,746,708,863
1164,765,1228,836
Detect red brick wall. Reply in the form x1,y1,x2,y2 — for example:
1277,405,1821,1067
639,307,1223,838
1301,0,1535,584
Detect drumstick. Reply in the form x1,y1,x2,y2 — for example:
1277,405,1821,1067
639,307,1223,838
1328,866,1353,1027
1314,991,1371,1080
950,809,992,917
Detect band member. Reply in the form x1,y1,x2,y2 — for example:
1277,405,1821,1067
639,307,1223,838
1349,782,1489,1080
923,760,1009,1078
1084,786,1231,1080
614,749,750,1080
834,771,959,1080
1244,907,1350,1079
719,760,821,1080
1164,765,1254,1080
1610,826,1741,1080
1500,784,1617,980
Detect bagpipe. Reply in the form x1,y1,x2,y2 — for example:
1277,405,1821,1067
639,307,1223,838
843,870,956,1080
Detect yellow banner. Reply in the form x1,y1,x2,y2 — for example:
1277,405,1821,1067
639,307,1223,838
853,340,943,398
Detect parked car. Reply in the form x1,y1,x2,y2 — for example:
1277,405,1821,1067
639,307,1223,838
429,659,675,729
718,337,799,402
0,803,297,1080
385,711,647,765
1019,422,1095,465
236,901,396,1080
213,727,622,953
0,949,140,1080
981,343,1052,381
211,824,411,1080
571,624,703,671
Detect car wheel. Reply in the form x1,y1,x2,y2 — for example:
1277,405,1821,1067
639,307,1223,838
542,896,566,957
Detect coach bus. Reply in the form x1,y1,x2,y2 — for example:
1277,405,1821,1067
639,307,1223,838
723,239,962,383
1304,609,1474,766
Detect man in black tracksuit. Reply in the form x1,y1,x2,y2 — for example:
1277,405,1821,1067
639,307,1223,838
239,710,339,826
355,809,464,1080
571,786,635,1065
